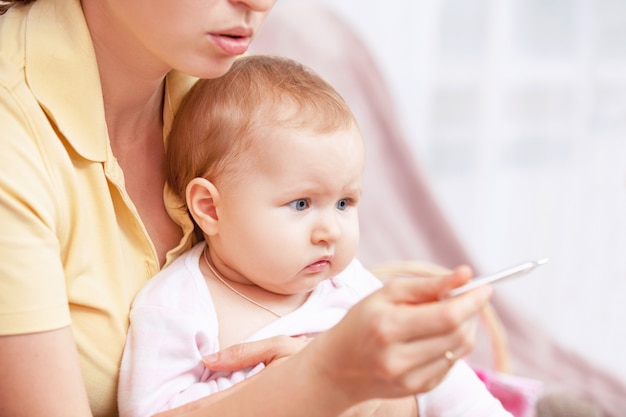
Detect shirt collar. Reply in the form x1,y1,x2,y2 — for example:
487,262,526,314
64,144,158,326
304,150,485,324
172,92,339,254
25,0,196,163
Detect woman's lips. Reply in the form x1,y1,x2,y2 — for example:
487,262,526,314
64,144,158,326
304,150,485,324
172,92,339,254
210,33,252,56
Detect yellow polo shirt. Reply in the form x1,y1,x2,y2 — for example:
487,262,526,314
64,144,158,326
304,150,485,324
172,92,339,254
0,0,197,415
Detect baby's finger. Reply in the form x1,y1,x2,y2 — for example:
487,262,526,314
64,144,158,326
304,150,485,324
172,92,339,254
203,335,308,371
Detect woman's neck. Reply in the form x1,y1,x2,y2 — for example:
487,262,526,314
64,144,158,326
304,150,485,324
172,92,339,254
81,1,182,266
82,0,169,145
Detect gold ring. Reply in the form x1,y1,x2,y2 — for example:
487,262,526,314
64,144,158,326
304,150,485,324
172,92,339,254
444,350,455,366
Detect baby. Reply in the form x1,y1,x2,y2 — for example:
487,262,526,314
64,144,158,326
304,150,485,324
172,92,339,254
118,55,512,417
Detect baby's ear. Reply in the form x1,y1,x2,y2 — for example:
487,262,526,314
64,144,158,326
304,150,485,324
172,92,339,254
186,178,220,235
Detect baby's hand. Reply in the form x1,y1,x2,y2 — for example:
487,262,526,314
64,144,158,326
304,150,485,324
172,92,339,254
202,335,310,371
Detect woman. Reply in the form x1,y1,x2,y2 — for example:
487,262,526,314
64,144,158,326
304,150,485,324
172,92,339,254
0,0,493,416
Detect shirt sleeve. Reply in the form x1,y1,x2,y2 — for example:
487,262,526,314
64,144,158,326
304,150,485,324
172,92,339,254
118,268,264,417
118,304,214,417
417,360,514,417
0,76,71,334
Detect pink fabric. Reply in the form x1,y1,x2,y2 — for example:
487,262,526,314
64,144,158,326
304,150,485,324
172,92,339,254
474,368,543,417
418,363,514,417
251,3,626,417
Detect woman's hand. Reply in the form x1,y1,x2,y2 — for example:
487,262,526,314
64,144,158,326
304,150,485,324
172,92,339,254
304,265,492,403
189,266,491,417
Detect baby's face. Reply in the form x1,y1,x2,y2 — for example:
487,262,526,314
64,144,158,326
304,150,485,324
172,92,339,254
211,124,365,295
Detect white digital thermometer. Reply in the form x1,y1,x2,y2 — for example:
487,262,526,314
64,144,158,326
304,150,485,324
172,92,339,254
442,258,549,299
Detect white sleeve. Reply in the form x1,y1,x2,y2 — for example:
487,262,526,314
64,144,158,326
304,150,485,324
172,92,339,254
417,360,513,417
118,303,262,417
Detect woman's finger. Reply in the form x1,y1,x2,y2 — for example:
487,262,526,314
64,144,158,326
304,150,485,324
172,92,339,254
202,335,309,371
383,318,478,376
412,285,491,337
399,350,460,394
364,283,492,346
380,265,474,306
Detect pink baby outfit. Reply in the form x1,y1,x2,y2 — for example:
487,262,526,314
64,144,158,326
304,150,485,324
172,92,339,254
118,242,512,417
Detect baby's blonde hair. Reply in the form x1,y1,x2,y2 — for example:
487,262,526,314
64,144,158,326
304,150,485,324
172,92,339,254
166,55,358,200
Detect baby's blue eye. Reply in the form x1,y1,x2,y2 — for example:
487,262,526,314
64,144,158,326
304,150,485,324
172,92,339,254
289,199,309,211
336,199,349,211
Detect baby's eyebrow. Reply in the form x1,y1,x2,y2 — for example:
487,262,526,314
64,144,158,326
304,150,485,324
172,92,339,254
343,182,363,195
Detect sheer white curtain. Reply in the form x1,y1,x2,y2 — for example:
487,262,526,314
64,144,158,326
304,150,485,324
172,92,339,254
298,0,626,384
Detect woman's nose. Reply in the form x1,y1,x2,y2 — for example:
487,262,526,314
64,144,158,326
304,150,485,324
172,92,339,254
234,0,276,12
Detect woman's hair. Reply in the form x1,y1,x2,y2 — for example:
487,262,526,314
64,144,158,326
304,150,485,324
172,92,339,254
0,0,35,15
165,54,358,201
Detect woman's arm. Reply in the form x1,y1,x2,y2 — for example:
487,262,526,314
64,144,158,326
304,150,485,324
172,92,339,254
295,270,489,404
0,327,93,417
156,267,490,417
0,268,488,417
